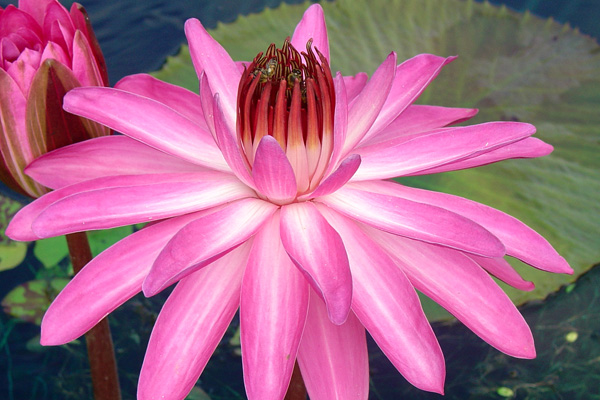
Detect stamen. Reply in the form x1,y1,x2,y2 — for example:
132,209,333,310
237,37,335,196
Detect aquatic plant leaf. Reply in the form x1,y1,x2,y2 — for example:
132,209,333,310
147,0,599,319
0,193,27,271
33,236,69,269
1,278,69,324
87,225,135,257
0,241,27,272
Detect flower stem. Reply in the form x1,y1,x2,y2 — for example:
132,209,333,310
284,361,307,400
66,232,122,400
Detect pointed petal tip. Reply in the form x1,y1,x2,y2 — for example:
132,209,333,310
40,318,74,346
411,369,446,395
141,277,161,298
183,17,202,33
309,280,353,326
489,240,507,259
39,334,60,347
541,142,554,155
328,305,351,326
532,254,572,275
306,3,324,12
561,260,574,275
512,344,537,360
4,221,37,242
61,86,87,111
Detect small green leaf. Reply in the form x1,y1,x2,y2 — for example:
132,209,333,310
34,236,69,269
1,278,69,324
0,241,27,272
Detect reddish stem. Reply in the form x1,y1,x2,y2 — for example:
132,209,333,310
66,232,122,400
284,361,307,400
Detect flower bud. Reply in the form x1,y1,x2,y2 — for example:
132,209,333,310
0,0,110,198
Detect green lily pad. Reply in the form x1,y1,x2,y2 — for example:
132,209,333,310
152,0,599,320
1,278,70,325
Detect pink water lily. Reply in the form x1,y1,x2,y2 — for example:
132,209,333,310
6,4,571,400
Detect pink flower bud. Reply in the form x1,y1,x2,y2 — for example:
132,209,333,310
0,0,110,198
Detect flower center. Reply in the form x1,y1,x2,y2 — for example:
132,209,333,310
237,38,335,194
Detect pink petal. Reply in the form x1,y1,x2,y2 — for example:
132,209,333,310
43,2,74,45
320,187,505,257
353,121,536,181
469,254,535,291
212,92,256,188
321,72,349,179
40,211,207,345
240,212,309,400
252,136,297,203
185,18,240,134
291,4,329,63
343,72,368,102
0,67,44,197
297,291,369,400
342,52,396,155
280,202,352,325
115,73,210,131
30,172,255,237
18,0,52,26
25,135,206,189
361,105,478,146
352,180,571,274
62,87,228,170
305,154,360,199
412,137,553,175
6,50,40,95
6,173,110,241
137,243,251,400
199,72,217,141
39,41,70,71
366,225,536,359
318,205,445,393
71,30,104,87
143,198,277,296
360,55,455,144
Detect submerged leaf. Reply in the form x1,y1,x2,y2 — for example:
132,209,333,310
1,278,69,324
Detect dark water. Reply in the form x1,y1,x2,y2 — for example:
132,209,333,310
1,0,599,399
